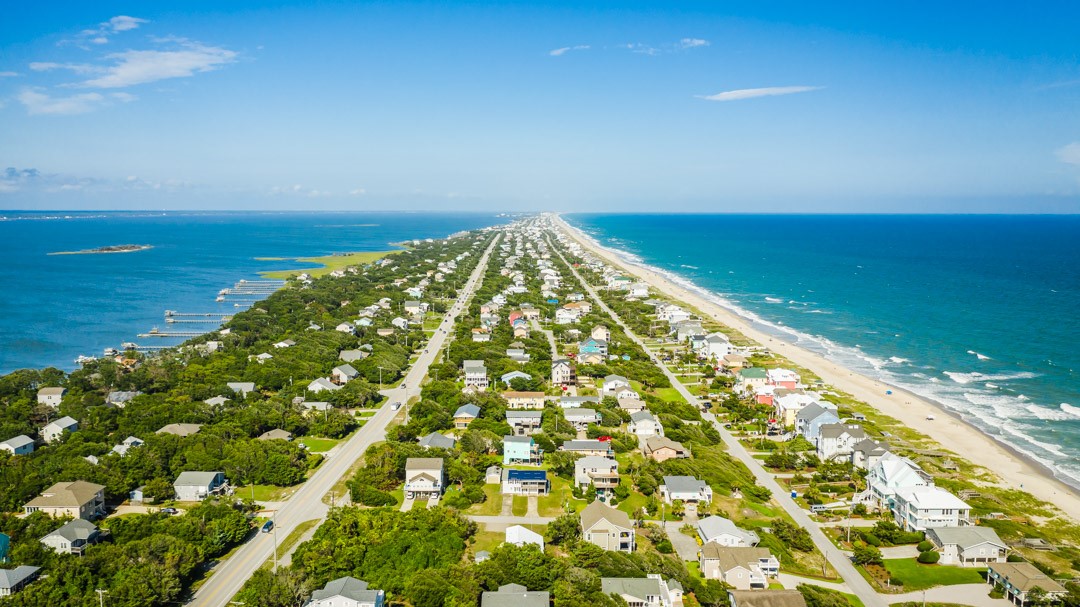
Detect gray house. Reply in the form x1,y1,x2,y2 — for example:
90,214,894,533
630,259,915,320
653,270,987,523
481,584,550,607
0,565,40,597
40,519,101,555
309,576,385,607
0,435,34,456
173,471,227,501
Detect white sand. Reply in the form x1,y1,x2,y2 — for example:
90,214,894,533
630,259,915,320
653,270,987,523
553,215,1080,524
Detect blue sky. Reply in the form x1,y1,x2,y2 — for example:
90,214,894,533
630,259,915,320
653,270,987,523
2,1,1079,212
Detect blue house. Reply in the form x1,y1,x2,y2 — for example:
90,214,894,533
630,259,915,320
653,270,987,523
501,469,550,495
0,532,9,564
503,436,543,465
579,337,608,356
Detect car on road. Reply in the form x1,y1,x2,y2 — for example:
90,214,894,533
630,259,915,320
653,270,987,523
261,520,274,533
390,402,402,411
160,507,179,515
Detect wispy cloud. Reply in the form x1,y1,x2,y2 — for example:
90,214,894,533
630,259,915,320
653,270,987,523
1058,142,1080,168
17,88,134,115
623,38,711,55
697,86,823,102
1,167,191,195
77,39,237,88
549,45,590,56
29,62,101,74
68,15,149,47
679,38,710,49
0,71,18,77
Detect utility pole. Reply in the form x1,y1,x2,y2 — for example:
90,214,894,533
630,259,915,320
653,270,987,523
96,589,108,607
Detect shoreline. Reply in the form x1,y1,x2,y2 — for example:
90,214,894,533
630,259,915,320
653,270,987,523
552,213,1080,524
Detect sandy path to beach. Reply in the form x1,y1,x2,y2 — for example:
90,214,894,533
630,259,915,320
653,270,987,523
552,215,1080,524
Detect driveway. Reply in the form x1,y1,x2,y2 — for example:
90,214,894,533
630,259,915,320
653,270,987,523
880,545,919,559
779,573,852,593
526,496,539,517
663,521,701,561
399,497,415,512
500,494,514,516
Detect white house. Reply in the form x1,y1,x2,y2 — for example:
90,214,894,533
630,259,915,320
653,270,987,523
816,423,868,461
564,408,600,430
574,456,620,493
580,500,635,553
336,322,356,334
628,411,664,438
36,387,65,408
601,375,631,396
42,416,78,444
308,377,342,393
699,544,778,590
892,485,971,531
696,516,760,547
552,359,575,385
0,435,34,456
505,525,544,551
660,476,713,505
464,360,489,389
404,458,444,499
308,577,385,607
861,453,931,512
601,575,683,607
331,364,360,385
226,382,256,397
926,526,1007,566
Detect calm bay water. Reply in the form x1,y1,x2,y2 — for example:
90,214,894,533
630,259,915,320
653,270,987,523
566,213,1080,489
0,211,505,374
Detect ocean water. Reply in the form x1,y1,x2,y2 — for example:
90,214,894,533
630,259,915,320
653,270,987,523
566,214,1080,490
0,211,506,374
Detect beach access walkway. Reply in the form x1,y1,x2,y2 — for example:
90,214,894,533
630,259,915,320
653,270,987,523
187,234,500,607
549,231,890,607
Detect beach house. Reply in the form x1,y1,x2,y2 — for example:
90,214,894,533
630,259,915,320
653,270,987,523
501,469,549,495
453,404,481,429
481,584,549,607
331,364,360,384
735,368,768,394
564,408,600,430
307,377,341,393
506,411,543,436
502,436,543,465
560,439,614,457
574,456,620,494
36,387,65,408
660,476,713,506
617,396,648,415
41,416,78,444
601,575,683,607
580,500,636,552
602,374,631,396
699,544,779,589
816,423,868,461
40,519,101,555
308,577,385,607
552,359,575,385
505,525,544,551
560,395,600,409
644,436,689,462
862,453,931,511
0,435,34,456
727,590,807,607
0,566,40,598
463,360,489,389
156,422,203,437
174,471,227,501
892,485,971,531
850,438,889,470
502,391,545,409
628,411,664,438
418,432,456,450
926,527,1007,566
696,515,760,547
24,481,106,520
987,562,1068,606
404,458,444,499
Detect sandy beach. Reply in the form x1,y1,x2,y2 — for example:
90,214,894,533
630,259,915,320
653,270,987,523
552,214,1080,525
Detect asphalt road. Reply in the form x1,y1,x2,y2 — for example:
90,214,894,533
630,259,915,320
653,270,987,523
188,235,499,607
550,227,890,607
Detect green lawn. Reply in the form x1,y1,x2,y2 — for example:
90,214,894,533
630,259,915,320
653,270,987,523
511,495,528,517
882,559,985,591
615,490,650,518
298,437,340,453
652,387,688,403
537,476,576,516
467,485,504,516
240,484,297,502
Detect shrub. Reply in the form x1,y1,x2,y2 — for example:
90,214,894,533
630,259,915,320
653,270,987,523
656,539,674,554
1007,553,1026,562
917,540,935,553
888,578,904,587
917,550,940,564
862,532,882,547
852,544,883,566
354,485,397,506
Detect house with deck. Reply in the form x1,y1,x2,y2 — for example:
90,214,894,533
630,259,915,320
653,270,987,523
174,471,227,501
404,458,444,499
40,519,102,555
574,456,620,494
506,411,543,436
453,404,481,429
503,436,543,465
502,391,546,409
24,481,105,520
697,515,760,547
987,562,1068,606
501,469,549,495
644,436,689,462
628,411,664,438
601,575,683,607
581,500,635,553
699,544,778,589
660,476,712,505
892,485,971,531
927,526,1007,566
463,360,489,390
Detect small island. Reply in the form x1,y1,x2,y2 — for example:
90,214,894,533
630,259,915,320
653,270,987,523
48,244,153,256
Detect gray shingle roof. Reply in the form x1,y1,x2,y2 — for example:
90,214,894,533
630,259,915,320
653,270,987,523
311,576,383,603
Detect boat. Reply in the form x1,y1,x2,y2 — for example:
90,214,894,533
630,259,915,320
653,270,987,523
75,355,95,365
103,347,119,356
216,296,225,302
121,342,138,350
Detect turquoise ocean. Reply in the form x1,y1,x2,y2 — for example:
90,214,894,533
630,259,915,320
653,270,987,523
565,214,1080,490
0,211,506,374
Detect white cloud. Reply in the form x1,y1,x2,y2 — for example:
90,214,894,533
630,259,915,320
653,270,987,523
0,71,18,77
680,38,709,48
349,188,367,196
17,88,137,115
29,62,101,74
107,16,148,33
697,86,823,102
549,45,590,56
1058,142,1080,168
18,89,108,115
78,41,237,88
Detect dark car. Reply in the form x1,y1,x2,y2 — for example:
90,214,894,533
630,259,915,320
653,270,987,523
261,520,274,533
160,507,178,515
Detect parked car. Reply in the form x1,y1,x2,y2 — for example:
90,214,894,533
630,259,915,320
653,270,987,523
160,507,178,515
